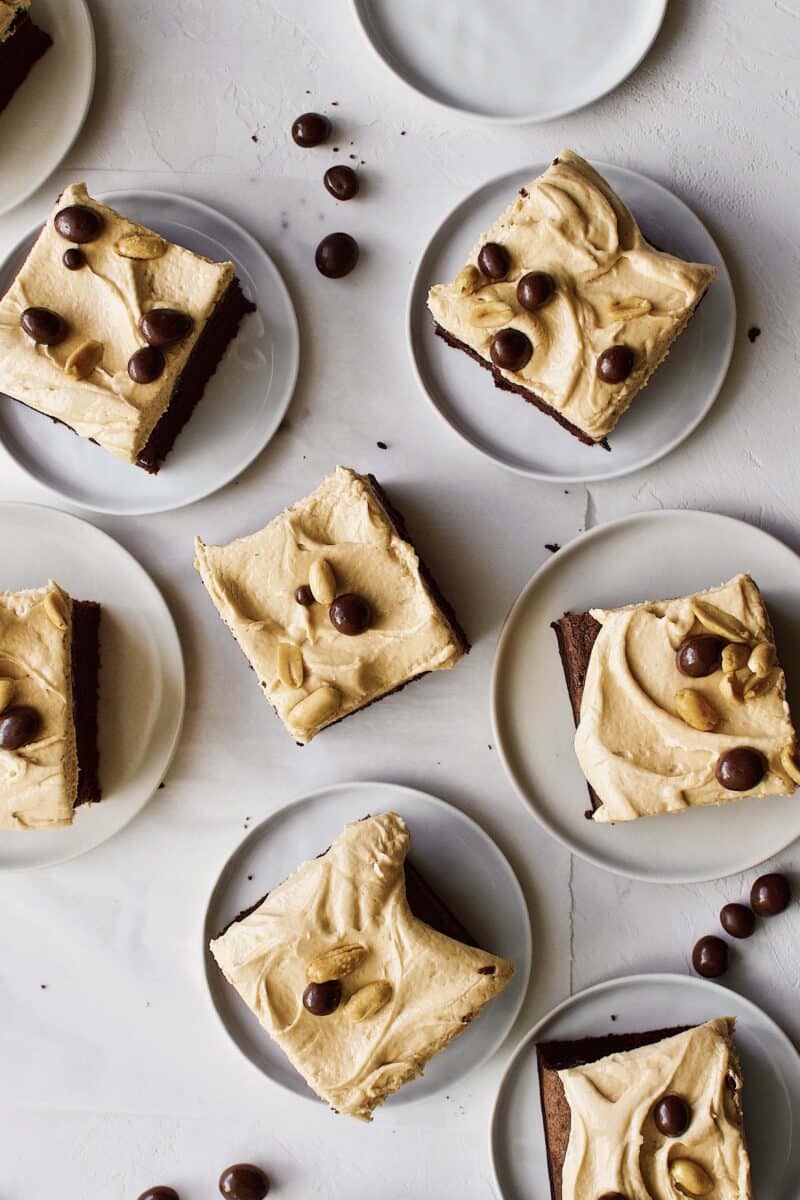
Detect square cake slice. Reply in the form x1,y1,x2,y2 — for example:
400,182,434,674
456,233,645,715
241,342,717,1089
211,812,514,1121
0,2,52,114
427,150,716,446
194,466,470,744
0,581,100,829
0,183,255,472
553,573,799,822
537,1018,752,1200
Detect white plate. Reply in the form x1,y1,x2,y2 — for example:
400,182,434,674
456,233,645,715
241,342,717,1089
492,509,800,883
0,503,185,870
490,973,800,1200
0,190,299,515
409,163,735,483
203,781,532,1108
0,0,95,215
352,0,666,124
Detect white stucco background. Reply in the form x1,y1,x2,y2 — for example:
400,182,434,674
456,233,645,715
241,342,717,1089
1,2,799,1196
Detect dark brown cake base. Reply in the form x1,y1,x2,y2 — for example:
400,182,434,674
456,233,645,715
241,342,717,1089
136,276,256,473
71,600,101,806
551,612,603,813
537,1025,691,1200
0,12,52,114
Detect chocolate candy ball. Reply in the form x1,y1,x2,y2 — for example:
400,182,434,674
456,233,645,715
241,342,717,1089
715,747,765,791
137,1188,180,1200
20,306,68,346
692,935,729,978
140,309,194,348
218,1163,270,1200
302,979,341,1016
329,593,370,635
516,271,555,311
490,328,532,372
597,345,634,383
720,902,755,939
654,1093,691,1137
315,232,359,278
54,204,103,243
750,872,791,916
291,112,331,147
477,242,509,280
676,635,725,678
128,346,165,384
295,585,314,607
0,705,41,751
62,248,86,270
324,165,359,201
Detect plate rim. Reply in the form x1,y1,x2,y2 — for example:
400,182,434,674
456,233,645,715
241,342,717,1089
488,969,800,1200
0,0,96,217
202,778,533,1106
490,507,800,884
350,0,667,125
0,500,186,871
407,159,735,484
0,187,300,516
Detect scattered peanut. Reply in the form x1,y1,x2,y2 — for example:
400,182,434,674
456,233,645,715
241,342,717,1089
748,641,775,678
669,1157,713,1196
675,689,719,732
65,339,104,380
114,233,167,260
691,599,750,643
309,558,337,605
306,944,367,983
344,980,393,1022
276,642,303,689
721,643,749,673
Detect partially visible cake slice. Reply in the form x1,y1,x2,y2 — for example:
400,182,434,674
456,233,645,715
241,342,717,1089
0,581,100,829
0,183,255,473
427,150,716,447
210,812,514,1121
0,2,52,114
537,1018,752,1200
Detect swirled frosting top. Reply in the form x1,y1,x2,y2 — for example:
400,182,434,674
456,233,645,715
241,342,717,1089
211,812,514,1121
0,183,233,463
575,574,797,822
0,1,29,42
558,1018,751,1200
427,150,716,442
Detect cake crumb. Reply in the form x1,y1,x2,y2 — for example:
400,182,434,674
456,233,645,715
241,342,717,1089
332,146,339,153
376,440,387,449
40,984,47,989
247,875,254,882
519,187,528,196
747,326,761,343
610,1014,618,1022
545,543,560,553
584,808,594,820
400,130,407,136
251,133,259,143
331,100,339,106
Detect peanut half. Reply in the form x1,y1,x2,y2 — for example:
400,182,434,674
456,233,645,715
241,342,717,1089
114,233,167,260
719,671,745,704
344,980,393,1022
309,557,337,605
43,590,68,632
65,339,104,380
669,1158,713,1197
721,643,749,673
288,684,340,734
780,745,800,785
467,299,514,328
690,599,750,643
747,641,775,678
743,668,780,700
276,642,303,689
306,943,367,984
675,689,719,732
0,678,14,712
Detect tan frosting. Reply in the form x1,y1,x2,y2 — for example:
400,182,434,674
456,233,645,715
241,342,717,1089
427,150,716,442
210,812,514,1121
0,183,234,463
559,1019,752,1199
575,574,798,822
194,467,465,744
0,582,77,830
0,1,29,42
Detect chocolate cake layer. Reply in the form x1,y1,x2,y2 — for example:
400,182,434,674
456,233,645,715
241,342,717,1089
0,12,52,114
551,612,602,812
537,1025,691,1200
136,276,255,473
71,600,101,806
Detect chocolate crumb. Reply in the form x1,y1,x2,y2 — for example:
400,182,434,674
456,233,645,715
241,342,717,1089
747,326,761,343
349,153,357,160
305,89,310,94
611,1013,617,1021
40,984,47,989
251,134,259,143
584,808,594,820
158,782,165,789
376,440,387,449
400,130,406,136
545,543,560,553
332,146,339,153
519,187,528,196
331,101,339,105
488,743,492,750
247,874,254,881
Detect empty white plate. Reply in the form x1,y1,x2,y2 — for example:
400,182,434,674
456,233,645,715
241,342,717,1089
492,509,800,883
0,503,185,870
491,973,800,1200
352,0,666,124
203,781,532,1109
0,190,299,514
0,0,95,215
409,162,735,483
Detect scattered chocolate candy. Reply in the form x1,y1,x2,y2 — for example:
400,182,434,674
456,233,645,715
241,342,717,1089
654,1093,691,1137
490,328,532,372
302,979,342,1016
516,271,555,311
329,593,370,635
62,248,86,271
676,635,725,678
720,902,755,939
715,747,765,791
20,306,68,346
137,1188,180,1200
128,346,165,384
750,872,791,916
218,1163,270,1200
315,232,359,278
291,112,331,147
324,164,359,201
54,204,103,243
0,705,41,751
597,345,635,383
692,935,729,978
140,308,194,348
295,584,314,606
477,242,509,280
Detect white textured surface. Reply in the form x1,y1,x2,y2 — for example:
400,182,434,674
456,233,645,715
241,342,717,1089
0,2,799,1197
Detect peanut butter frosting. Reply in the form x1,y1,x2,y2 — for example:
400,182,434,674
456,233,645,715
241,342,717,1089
0,582,77,830
194,467,466,744
0,0,29,42
427,150,716,442
575,574,798,822
0,183,234,464
210,812,515,1121
558,1019,752,1200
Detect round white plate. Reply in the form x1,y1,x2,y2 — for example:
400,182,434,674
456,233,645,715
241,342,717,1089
491,973,800,1200
0,0,95,215
203,781,532,1107
352,0,666,124
409,163,735,483
0,504,185,870
0,190,299,515
492,509,800,883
